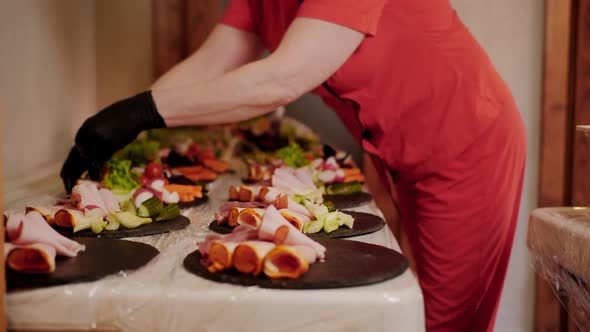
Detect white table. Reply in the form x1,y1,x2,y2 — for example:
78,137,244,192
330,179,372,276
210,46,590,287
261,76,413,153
5,167,424,332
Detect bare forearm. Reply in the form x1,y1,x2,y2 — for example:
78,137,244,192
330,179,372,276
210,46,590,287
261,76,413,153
152,25,264,91
153,56,297,127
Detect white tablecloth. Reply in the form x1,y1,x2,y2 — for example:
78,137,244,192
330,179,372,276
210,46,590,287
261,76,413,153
5,167,424,332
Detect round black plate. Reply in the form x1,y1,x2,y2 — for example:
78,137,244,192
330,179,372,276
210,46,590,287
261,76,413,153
178,196,209,209
6,238,159,290
58,215,190,238
183,238,408,289
209,211,385,239
324,192,373,209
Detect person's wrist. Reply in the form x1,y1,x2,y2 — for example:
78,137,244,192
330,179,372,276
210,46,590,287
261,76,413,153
134,90,166,129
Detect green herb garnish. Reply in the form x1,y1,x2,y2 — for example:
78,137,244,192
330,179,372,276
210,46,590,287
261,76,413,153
114,140,160,167
103,159,141,191
275,143,310,168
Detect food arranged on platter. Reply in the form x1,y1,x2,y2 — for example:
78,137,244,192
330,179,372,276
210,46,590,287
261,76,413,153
25,180,181,235
216,166,357,235
6,237,160,289
99,138,217,206
4,211,85,274
199,205,325,279
244,143,365,195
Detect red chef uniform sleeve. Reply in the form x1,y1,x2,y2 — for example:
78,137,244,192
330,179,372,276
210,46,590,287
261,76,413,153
297,0,386,36
221,0,258,34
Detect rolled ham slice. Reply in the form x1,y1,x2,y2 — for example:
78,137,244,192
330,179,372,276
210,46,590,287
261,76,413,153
207,241,239,272
292,245,318,264
279,209,311,231
272,167,315,195
272,195,289,210
72,181,108,215
228,185,261,202
233,241,276,275
5,243,57,274
227,207,245,227
237,208,264,228
7,212,86,257
214,201,266,225
25,206,63,225
53,209,86,228
257,186,282,203
263,245,310,279
287,198,312,218
99,188,120,212
294,168,316,189
229,186,240,201
198,225,258,255
259,206,325,260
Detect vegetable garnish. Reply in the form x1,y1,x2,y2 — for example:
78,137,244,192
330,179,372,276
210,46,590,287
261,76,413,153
326,181,363,195
114,140,160,167
275,143,310,168
103,159,141,191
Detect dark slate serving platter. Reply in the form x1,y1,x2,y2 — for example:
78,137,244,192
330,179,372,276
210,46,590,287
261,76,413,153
184,238,408,289
59,215,190,239
209,211,385,239
6,238,159,290
323,192,373,209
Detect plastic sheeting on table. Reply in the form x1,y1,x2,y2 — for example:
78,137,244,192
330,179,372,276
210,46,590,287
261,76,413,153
6,171,424,332
527,207,590,330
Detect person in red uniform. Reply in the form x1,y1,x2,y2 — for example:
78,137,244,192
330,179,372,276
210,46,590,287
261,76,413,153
61,1,526,330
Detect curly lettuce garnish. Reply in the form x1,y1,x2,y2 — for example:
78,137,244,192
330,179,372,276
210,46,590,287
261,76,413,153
103,159,140,191
275,143,310,168
114,140,160,167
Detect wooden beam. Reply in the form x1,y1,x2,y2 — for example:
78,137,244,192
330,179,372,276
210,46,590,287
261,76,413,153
184,0,222,54
569,0,590,329
0,99,6,332
537,0,575,331
572,0,590,206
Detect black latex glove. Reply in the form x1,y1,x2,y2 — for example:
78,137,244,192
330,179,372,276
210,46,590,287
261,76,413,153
60,91,166,193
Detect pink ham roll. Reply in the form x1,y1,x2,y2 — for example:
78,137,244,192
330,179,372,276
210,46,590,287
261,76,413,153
233,240,276,276
6,212,85,257
5,243,57,274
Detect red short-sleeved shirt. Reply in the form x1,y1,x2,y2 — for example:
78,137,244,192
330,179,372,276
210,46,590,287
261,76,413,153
222,0,516,181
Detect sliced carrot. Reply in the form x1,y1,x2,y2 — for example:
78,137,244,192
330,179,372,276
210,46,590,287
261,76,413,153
344,174,365,183
342,168,362,177
175,166,205,175
174,166,218,181
185,171,217,182
164,184,203,202
202,158,230,173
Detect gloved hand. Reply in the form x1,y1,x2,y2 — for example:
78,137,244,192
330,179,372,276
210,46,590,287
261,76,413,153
60,91,166,193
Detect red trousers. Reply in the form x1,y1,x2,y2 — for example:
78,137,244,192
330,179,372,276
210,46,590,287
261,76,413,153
394,107,526,331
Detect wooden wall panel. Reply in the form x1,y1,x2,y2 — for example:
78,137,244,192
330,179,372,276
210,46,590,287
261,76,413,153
0,101,6,332
153,0,221,78
572,0,590,206
569,0,590,330
153,0,186,78
537,0,575,331
185,0,222,54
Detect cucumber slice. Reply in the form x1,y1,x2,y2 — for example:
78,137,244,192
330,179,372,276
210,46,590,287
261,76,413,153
105,213,120,231
326,181,362,195
73,217,93,233
303,217,324,234
119,199,137,215
112,211,152,229
91,219,108,234
323,212,340,233
337,211,354,229
156,203,180,221
138,196,164,218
